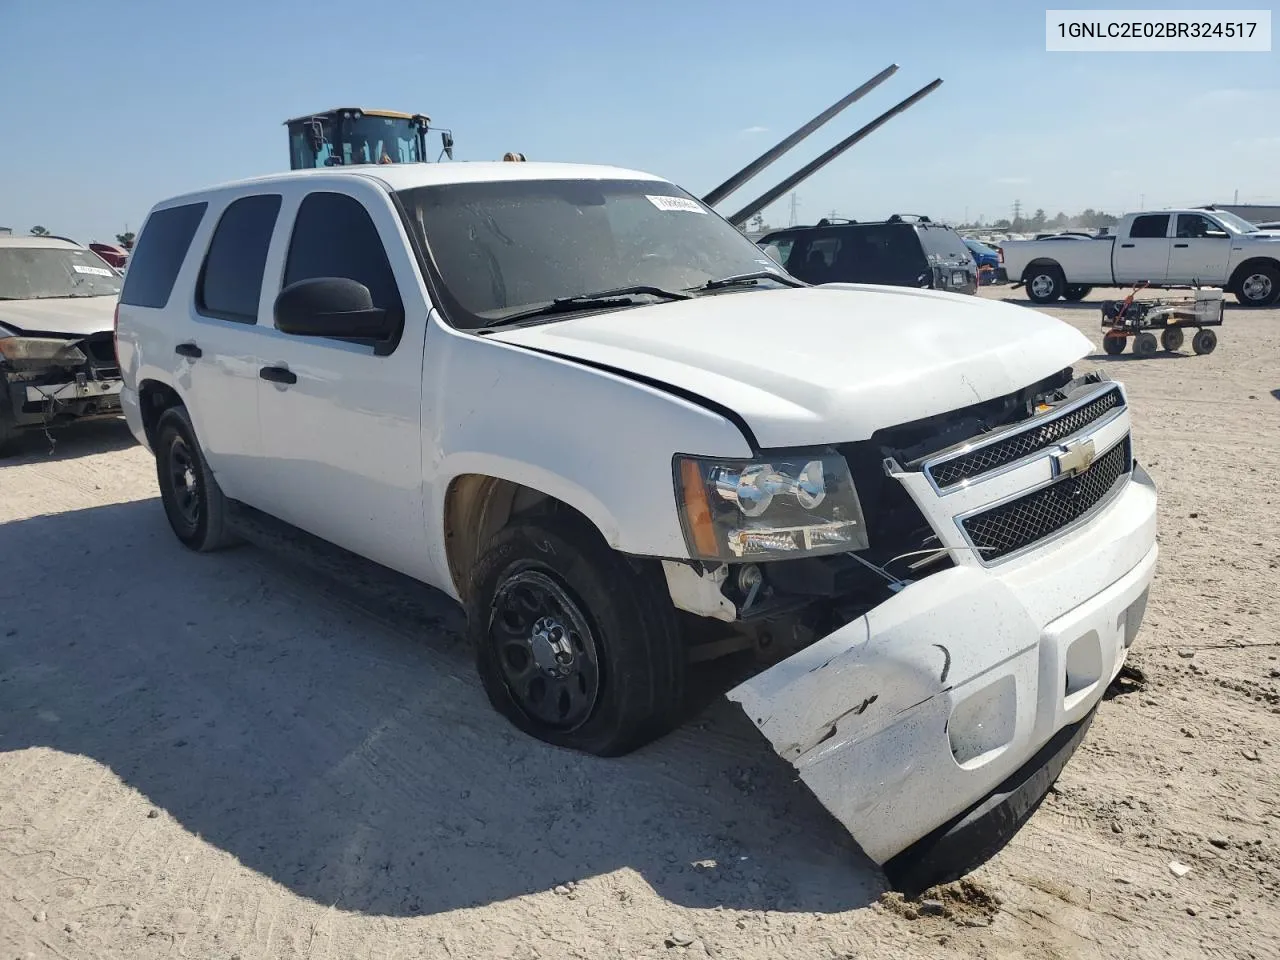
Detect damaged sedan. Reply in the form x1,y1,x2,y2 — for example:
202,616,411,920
0,235,125,454
115,163,1158,890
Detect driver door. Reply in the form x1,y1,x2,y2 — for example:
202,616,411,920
1167,213,1233,284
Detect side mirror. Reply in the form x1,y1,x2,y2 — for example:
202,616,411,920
441,131,454,160
274,277,393,342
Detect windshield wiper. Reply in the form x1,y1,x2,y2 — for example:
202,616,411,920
694,271,807,292
480,285,692,330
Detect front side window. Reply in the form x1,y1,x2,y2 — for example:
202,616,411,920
1175,214,1228,239
395,178,792,329
197,194,282,323
0,245,122,301
283,192,403,323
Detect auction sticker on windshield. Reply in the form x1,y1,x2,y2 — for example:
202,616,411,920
646,195,707,214
73,264,115,277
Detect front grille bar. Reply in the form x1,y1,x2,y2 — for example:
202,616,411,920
958,435,1132,563
925,384,1125,490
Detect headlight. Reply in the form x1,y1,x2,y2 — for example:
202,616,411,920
0,336,87,365
674,450,869,561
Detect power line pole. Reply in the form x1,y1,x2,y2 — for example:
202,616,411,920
1012,199,1022,223
788,192,800,227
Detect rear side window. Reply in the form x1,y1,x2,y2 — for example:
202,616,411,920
283,192,403,321
831,224,927,284
119,202,207,308
196,194,282,323
1129,214,1170,239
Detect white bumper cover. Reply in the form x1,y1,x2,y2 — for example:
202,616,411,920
728,470,1157,865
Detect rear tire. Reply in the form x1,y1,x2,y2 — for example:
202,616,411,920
1024,266,1065,304
1133,332,1158,357
154,406,238,552
1160,328,1184,352
466,512,686,757
1192,329,1218,355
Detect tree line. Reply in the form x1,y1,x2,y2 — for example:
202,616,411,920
958,208,1120,233
27,225,134,248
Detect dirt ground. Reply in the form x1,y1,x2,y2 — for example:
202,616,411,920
2,287,1278,960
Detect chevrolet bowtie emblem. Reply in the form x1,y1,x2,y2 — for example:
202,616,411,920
1053,438,1096,478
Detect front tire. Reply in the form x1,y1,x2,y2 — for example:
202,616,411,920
1102,332,1127,355
1192,329,1218,355
1024,266,1065,304
466,512,686,757
154,407,238,552
1234,264,1280,307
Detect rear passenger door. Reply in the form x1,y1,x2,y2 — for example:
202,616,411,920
250,178,433,580
181,193,282,502
1113,214,1172,283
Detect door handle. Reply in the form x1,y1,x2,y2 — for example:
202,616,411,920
1174,243,1189,248
174,342,202,358
259,365,297,385
1120,243,1135,248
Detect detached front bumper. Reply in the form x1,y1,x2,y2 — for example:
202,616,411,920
728,466,1157,868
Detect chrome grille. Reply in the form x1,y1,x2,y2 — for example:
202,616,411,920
928,387,1124,489
960,435,1131,562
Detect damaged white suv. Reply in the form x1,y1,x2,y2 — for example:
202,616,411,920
115,163,1158,888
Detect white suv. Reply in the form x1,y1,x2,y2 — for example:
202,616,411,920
115,162,1158,888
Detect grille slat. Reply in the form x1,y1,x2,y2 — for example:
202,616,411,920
928,388,1124,489
960,436,1131,562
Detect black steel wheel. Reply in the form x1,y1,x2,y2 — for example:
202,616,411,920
1133,332,1158,357
489,569,601,731
154,406,238,552
1160,327,1184,352
1192,328,1218,355
467,511,686,756
1102,333,1127,355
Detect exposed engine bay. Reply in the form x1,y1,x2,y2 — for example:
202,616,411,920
671,366,1110,665
0,327,124,448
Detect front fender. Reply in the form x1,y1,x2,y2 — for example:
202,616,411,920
423,318,754,582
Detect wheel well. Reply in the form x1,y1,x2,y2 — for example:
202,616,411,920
443,475,596,601
138,379,184,448
1228,257,1280,291
1021,258,1063,282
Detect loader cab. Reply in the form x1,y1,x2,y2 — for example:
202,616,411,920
284,108,454,169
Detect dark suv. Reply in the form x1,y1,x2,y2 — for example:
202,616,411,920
758,215,979,295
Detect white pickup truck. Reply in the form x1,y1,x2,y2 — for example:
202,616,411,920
115,162,1158,889
1002,208,1280,306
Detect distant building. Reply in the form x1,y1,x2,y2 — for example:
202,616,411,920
0,227,12,235
1200,203,1280,223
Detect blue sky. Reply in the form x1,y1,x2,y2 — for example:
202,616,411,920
1,0,1276,242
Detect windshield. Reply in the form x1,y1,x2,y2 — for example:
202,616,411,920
1211,210,1260,234
396,178,791,328
0,247,122,300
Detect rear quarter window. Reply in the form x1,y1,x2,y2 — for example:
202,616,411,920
119,202,208,309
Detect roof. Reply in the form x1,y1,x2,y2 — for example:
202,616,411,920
283,107,428,125
151,161,670,208
0,235,82,250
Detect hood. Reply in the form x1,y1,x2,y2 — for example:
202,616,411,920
0,296,118,338
489,285,1092,448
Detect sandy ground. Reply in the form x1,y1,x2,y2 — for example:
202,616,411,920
1,287,1278,960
